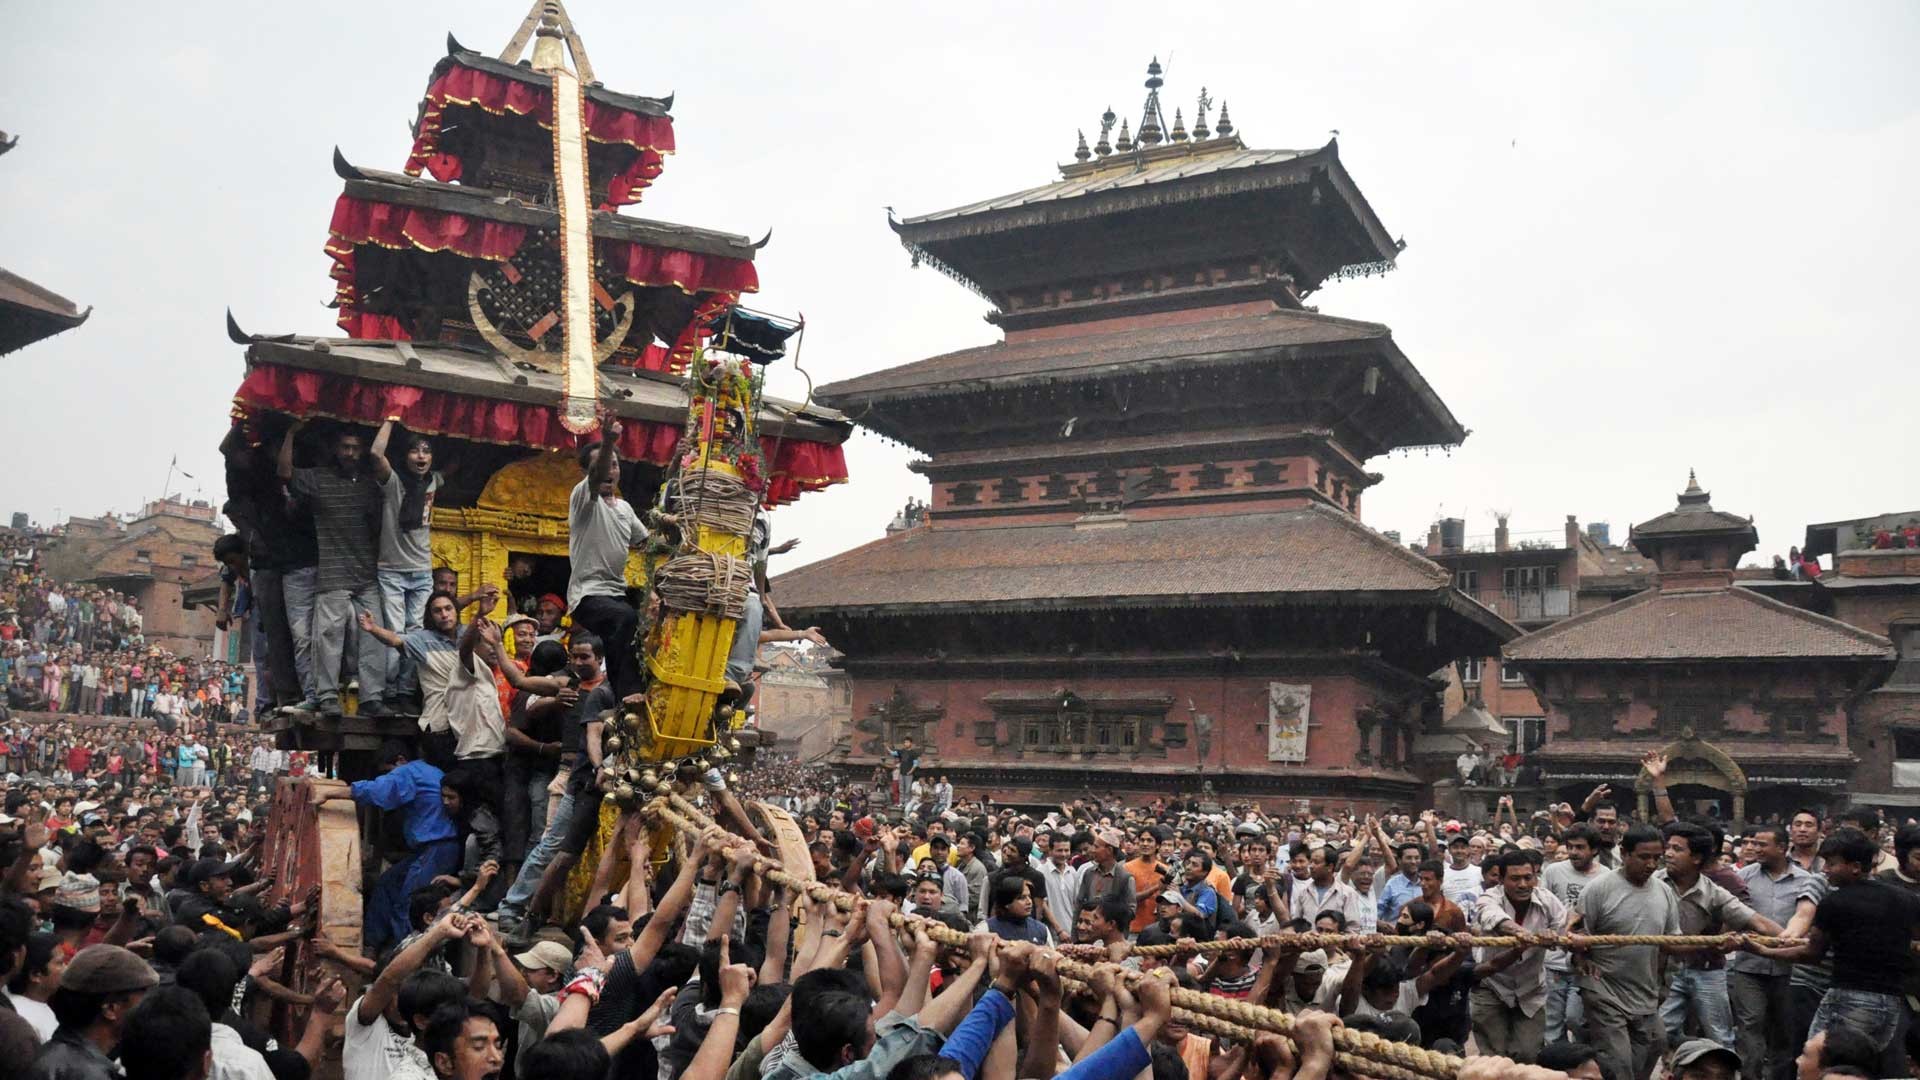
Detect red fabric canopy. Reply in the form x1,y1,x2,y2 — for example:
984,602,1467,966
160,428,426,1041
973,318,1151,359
324,194,759,339
232,364,845,506
405,63,677,200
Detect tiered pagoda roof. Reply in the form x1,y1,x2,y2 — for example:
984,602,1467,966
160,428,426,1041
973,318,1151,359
228,1,849,502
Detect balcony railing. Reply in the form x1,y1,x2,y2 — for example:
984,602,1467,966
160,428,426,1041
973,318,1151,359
1475,586,1574,622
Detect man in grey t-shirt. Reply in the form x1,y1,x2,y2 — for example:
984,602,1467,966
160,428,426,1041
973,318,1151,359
1571,824,1680,1080
567,425,646,698
370,420,441,709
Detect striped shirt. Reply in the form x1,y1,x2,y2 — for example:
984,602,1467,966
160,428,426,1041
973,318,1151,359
291,466,381,591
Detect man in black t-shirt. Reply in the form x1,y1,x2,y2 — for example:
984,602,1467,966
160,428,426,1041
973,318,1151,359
1748,826,1920,1077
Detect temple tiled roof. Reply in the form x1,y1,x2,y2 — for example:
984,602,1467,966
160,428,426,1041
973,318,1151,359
1632,508,1756,536
821,306,1400,397
1504,585,1892,663
775,503,1487,615
0,267,89,354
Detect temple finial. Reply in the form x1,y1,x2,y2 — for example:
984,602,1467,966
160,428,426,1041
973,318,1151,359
1094,107,1115,157
502,0,596,82
1170,108,1188,143
1137,57,1165,147
1685,469,1701,494
1074,129,1091,162
1215,101,1234,138
1115,117,1133,153
1193,87,1212,140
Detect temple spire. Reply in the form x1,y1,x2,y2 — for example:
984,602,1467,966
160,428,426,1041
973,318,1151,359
1676,469,1713,511
1137,56,1166,146
1073,129,1091,162
1169,108,1188,143
1094,107,1115,157
1193,88,1212,140
1115,117,1133,153
1215,101,1233,138
499,0,597,83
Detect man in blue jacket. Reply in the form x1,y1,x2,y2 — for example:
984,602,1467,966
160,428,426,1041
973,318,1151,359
352,739,460,949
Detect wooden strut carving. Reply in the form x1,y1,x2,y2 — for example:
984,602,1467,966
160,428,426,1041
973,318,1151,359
651,795,1466,1080
257,777,364,1048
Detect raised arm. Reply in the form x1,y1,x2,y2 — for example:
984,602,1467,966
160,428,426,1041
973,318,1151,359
358,912,460,1025
368,419,396,483
678,962,751,1080
588,419,621,490
1642,752,1677,824
627,830,706,970
276,424,300,484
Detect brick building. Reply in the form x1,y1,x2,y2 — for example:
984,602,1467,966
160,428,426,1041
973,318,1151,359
1742,512,1920,811
754,645,852,762
775,62,1516,810
1504,475,1895,822
44,496,224,656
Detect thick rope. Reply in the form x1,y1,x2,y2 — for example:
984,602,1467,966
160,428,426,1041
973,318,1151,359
1055,927,1815,958
654,550,751,619
1056,976,1432,1080
678,466,758,537
652,795,1464,1080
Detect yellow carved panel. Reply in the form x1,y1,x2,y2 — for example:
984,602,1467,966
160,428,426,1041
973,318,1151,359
478,451,582,514
428,453,646,613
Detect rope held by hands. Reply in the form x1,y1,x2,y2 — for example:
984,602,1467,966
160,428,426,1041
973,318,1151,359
651,795,1465,1080
1055,928,1817,958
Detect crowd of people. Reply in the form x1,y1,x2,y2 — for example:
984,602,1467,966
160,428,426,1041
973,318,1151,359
0,526,251,724
2,708,1915,1080
3,427,1914,1080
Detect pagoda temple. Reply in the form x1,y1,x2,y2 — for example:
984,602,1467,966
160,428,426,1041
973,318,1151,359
775,61,1515,810
222,2,850,743
1507,473,1894,821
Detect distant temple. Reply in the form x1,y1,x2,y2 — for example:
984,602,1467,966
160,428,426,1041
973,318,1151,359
776,61,1515,809
1506,474,1895,821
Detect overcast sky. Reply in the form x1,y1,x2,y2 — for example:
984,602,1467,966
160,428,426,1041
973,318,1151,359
4,2,1916,567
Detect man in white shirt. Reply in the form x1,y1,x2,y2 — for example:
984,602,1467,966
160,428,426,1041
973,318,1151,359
1290,845,1370,929
1442,833,1484,909
1036,830,1084,935
344,914,469,1080
1471,850,1569,1061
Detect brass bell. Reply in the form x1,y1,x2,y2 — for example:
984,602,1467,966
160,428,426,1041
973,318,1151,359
616,782,635,802
623,710,642,727
640,769,659,788
711,747,730,762
726,771,740,785
726,738,741,752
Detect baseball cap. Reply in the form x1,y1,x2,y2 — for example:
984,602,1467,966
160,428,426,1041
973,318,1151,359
514,941,573,975
1294,949,1330,974
189,858,238,886
1158,889,1181,904
1670,1039,1740,1071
